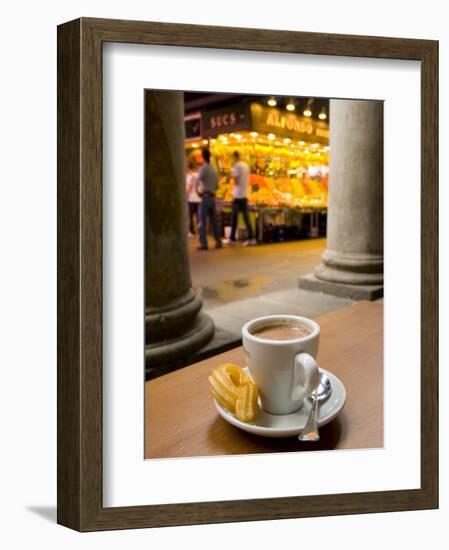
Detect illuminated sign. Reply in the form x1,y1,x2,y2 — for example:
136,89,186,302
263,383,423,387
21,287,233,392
199,102,329,143
202,104,251,137
251,103,329,143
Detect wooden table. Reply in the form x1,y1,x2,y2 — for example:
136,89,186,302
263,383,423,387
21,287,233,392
145,301,383,458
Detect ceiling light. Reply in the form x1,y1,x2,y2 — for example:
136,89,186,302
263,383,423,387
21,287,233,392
303,98,314,117
267,97,277,107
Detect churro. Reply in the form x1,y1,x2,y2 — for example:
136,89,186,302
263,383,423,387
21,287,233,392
235,382,259,423
208,363,259,422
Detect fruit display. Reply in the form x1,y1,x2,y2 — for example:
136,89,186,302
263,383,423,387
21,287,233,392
208,363,259,423
215,172,327,208
187,131,329,209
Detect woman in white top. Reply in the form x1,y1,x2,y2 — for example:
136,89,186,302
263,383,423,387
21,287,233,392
186,159,201,237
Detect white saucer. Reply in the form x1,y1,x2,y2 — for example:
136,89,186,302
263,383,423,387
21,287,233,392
213,368,346,438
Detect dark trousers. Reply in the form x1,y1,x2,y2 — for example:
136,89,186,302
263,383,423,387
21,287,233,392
188,202,199,234
199,195,222,248
230,198,254,241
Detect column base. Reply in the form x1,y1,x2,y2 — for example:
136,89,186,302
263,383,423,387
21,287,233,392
299,273,383,301
146,323,241,380
145,311,214,376
317,250,383,285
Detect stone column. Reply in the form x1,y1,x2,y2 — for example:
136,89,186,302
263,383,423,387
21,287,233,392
145,91,214,375
299,99,383,300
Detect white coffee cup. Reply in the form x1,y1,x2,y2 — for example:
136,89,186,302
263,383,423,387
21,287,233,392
242,314,320,415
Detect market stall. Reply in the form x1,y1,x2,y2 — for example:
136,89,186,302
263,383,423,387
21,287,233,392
185,101,329,242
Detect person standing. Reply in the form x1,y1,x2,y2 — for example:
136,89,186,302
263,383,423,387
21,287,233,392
227,151,256,246
196,148,222,250
185,159,201,237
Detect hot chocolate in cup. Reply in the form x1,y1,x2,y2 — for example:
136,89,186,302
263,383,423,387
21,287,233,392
242,315,320,415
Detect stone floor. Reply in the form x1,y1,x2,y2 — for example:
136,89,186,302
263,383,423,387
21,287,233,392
189,236,327,308
189,236,354,344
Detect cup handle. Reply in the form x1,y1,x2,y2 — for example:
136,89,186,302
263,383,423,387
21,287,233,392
290,352,320,402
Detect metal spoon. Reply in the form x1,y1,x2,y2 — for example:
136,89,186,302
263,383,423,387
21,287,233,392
298,373,332,442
